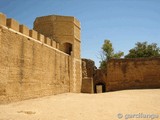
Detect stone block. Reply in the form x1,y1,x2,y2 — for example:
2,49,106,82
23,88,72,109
0,14,82,103
7,18,19,31
0,13,6,26
81,78,93,93
52,40,56,48
56,43,60,49
45,37,51,46
37,33,45,43
19,24,29,36
29,30,37,39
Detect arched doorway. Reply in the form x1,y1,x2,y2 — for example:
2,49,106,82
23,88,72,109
94,83,106,93
60,43,72,55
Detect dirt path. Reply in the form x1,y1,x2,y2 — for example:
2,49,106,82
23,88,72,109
0,89,160,120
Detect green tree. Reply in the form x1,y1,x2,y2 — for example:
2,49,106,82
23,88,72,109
99,40,124,69
125,41,160,58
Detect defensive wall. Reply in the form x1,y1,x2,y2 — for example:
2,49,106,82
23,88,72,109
82,58,160,93
1,12,160,104
81,59,95,93
0,13,82,104
106,58,160,91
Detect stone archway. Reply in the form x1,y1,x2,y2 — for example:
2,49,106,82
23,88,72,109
60,42,72,55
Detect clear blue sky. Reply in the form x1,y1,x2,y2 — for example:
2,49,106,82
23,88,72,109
0,0,160,67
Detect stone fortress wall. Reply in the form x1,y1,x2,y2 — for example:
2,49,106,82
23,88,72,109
0,13,81,104
106,58,160,91
81,59,95,93
82,58,160,93
0,12,160,104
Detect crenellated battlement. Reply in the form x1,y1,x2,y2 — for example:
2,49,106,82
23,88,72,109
0,12,61,52
0,12,82,104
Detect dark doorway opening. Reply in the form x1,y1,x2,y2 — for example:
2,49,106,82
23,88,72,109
61,43,72,55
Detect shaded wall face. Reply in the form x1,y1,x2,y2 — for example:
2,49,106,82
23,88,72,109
106,58,160,91
81,78,94,93
82,59,95,78
93,69,107,93
81,59,95,93
81,59,107,93
0,27,71,104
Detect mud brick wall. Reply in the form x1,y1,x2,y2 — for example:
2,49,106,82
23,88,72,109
0,27,71,104
81,59,95,93
0,13,82,104
82,59,95,78
34,15,82,93
106,58,160,91
93,69,107,92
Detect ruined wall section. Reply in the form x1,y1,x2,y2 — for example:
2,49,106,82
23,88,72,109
0,13,72,104
93,69,107,91
107,58,160,91
81,59,95,93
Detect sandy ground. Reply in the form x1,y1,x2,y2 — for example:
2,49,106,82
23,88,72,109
0,89,160,120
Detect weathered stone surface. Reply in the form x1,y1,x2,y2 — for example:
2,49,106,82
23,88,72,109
45,37,51,46
81,59,95,93
81,78,94,93
7,18,19,31
0,13,6,26
34,15,82,93
29,30,37,39
82,59,95,78
82,58,160,93
106,58,160,91
51,40,56,48
0,27,71,103
0,13,82,104
56,43,60,49
19,24,29,36
93,69,107,92
37,33,44,42
33,15,81,58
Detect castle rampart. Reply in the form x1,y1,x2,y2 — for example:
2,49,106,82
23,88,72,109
106,58,160,91
81,58,160,93
0,13,82,104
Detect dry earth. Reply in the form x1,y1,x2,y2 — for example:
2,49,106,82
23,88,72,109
0,89,160,120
